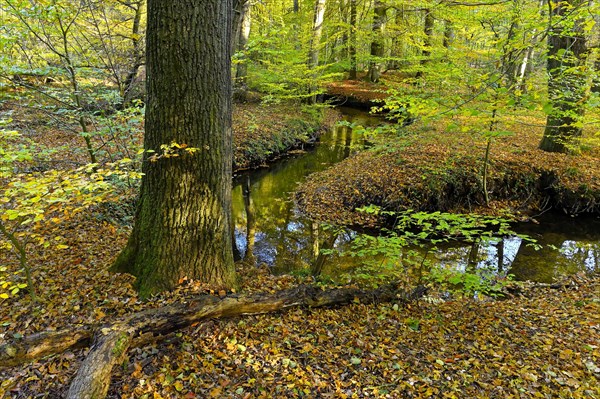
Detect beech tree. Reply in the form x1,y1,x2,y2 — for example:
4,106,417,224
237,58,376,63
112,0,237,297
539,0,590,153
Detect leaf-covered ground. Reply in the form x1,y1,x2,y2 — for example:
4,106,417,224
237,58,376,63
297,113,600,226
1,94,599,398
1,218,599,399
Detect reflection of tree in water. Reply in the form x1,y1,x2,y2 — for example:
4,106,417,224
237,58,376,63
231,110,379,272
410,218,599,284
243,175,256,264
508,216,600,282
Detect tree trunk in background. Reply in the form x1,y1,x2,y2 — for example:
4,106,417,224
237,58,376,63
593,59,600,93
338,0,349,62
516,0,544,94
388,6,405,70
235,0,252,98
443,19,453,48
539,0,588,154
112,0,237,297
308,0,327,102
121,0,145,107
590,1,600,93
348,0,358,79
367,0,386,83
500,0,523,91
415,8,434,79
232,0,242,53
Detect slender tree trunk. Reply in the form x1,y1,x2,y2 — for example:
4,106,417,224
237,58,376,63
308,0,327,103
338,0,349,62
593,59,600,93
112,0,237,297
367,0,386,83
122,0,145,107
500,0,523,92
348,0,358,79
415,8,434,79
387,6,405,70
232,0,242,53
516,0,544,94
539,0,589,154
235,0,252,98
311,231,338,276
443,19,453,48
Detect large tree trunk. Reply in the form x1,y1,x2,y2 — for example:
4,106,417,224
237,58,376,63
367,0,386,83
111,0,236,297
539,0,589,154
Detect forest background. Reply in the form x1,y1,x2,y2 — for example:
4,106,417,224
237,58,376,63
0,0,599,398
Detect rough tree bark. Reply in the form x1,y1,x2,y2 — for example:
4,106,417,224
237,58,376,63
111,0,237,296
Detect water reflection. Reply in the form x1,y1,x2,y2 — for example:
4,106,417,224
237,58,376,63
232,108,600,283
320,215,600,283
232,107,380,272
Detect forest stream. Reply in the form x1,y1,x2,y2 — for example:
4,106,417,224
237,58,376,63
232,107,600,284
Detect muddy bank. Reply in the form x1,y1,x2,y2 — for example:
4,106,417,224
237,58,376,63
296,126,600,227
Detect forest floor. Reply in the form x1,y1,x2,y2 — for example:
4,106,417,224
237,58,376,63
1,92,599,398
0,222,598,398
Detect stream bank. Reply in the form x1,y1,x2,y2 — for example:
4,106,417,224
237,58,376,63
233,102,340,171
297,120,600,224
232,107,600,283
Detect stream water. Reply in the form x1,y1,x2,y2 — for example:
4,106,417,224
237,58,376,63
232,108,600,283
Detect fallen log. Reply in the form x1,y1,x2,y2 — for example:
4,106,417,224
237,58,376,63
0,326,93,369
2,283,426,399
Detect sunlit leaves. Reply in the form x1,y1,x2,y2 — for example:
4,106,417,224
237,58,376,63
0,126,141,300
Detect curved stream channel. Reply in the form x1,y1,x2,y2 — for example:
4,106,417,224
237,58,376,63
232,107,600,283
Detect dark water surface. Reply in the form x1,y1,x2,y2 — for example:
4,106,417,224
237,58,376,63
232,108,600,283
